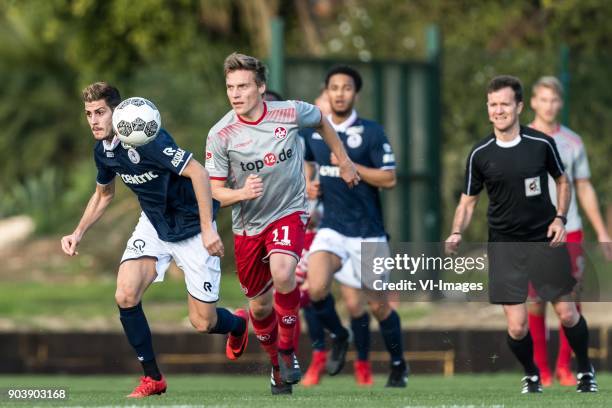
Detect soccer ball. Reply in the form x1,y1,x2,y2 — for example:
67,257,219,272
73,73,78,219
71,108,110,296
112,97,161,146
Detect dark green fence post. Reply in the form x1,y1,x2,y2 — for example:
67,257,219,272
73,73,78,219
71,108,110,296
426,25,442,242
269,18,285,95
559,44,570,126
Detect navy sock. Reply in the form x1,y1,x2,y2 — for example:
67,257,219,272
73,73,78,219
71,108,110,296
210,308,246,336
119,303,159,379
563,315,591,373
303,305,326,351
379,310,404,364
506,332,538,376
351,312,370,361
311,295,349,339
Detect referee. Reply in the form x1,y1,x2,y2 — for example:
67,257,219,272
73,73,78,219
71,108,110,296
445,76,597,394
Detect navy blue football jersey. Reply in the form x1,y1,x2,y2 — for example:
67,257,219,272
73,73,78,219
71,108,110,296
301,115,396,237
94,129,219,242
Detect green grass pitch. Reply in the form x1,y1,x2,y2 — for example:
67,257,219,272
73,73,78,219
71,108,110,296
0,373,609,407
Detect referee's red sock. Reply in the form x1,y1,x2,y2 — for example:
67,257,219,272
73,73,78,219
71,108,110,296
250,310,279,366
275,286,301,352
528,312,551,378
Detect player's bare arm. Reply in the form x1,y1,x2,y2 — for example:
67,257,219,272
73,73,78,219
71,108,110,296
210,174,263,208
315,116,360,187
548,173,570,246
61,180,115,256
181,159,224,257
330,152,396,189
445,193,479,254
304,161,320,199
575,178,612,259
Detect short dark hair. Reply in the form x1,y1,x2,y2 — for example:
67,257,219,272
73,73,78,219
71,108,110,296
324,65,362,92
224,52,267,86
487,75,523,103
263,90,283,101
82,82,122,110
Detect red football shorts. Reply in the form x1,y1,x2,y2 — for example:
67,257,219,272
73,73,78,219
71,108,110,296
234,212,307,298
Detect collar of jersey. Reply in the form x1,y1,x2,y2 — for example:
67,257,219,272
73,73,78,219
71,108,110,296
103,135,121,151
237,102,268,125
327,109,358,133
495,134,521,148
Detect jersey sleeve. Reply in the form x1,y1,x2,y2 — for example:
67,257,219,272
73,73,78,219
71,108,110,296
369,126,396,169
145,131,193,175
94,152,115,185
299,129,315,162
545,137,565,179
294,100,322,128
464,147,484,196
204,131,230,180
573,140,591,180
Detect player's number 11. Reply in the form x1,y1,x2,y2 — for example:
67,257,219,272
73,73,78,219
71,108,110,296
272,226,289,242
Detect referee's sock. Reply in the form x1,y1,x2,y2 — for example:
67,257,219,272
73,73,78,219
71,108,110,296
562,314,591,373
351,312,370,361
119,303,161,380
209,307,246,336
311,294,349,340
506,332,538,376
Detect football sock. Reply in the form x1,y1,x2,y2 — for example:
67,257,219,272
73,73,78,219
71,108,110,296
311,294,349,340
303,305,326,351
250,309,279,366
528,312,550,375
379,310,404,364
118,303,159,379
557,303,580,371
274,286,301,351
142,359,162,381
209,307,246,336
562,314,591,373
506,332,538,376
351,312,370,361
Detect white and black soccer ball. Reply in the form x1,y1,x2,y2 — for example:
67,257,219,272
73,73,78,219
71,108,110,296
112,97,161,146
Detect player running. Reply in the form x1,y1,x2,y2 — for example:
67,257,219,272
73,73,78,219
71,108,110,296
206,53,359,395
302,65,408,387
527,76,612,387
61,82,247,398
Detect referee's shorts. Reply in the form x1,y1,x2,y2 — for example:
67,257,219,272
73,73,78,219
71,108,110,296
487,230,576,304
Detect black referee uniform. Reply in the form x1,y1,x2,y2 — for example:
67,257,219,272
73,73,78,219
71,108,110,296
464,125,575,303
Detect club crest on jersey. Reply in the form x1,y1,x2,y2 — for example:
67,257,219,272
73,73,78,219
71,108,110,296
346,133,363,149
127,148,140,164
205,151,215,169
274,126,287,140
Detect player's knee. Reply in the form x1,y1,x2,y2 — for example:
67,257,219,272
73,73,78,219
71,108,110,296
369,302,391,321
308,285,329,303
271,267,295,292
189,316,215,333
557,308,579,327
250,302,273,321
508,322,528,339
115,287,141,308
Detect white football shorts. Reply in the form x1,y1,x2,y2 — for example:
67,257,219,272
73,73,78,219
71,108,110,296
308,227,389,289
120,212,221,303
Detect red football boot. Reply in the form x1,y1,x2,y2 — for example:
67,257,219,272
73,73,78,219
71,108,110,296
556,366,577,386
354,360,374,387
226,308,250,360
302,350,327,387
126,376,167,398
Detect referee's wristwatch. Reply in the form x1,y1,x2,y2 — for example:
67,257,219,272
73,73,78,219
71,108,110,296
555,214,567,225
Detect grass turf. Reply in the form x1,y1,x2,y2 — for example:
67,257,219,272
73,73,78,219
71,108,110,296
0,373,609,407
